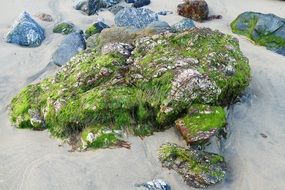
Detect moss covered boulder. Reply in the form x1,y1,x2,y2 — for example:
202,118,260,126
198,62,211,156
85,22,110,39
159,143,226,188
231,12,285,56
10,28,250,150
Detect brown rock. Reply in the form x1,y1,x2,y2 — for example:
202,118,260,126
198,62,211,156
177,0,209,22
35,12,53,22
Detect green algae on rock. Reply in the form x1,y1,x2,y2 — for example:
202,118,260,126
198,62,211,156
53,22,75,35
10,28,250,150
231,12,285,56
159,143,226,188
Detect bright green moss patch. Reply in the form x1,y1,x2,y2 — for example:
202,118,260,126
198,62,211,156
159,143,226,188
53,22,75,35
175,104,226,144
10,28,251,149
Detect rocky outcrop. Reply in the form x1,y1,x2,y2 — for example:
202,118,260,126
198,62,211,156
6,12,45,47
231,12,285,56
10,28,250,188
177,0,209,22
51,32,86,66
115,8,158,29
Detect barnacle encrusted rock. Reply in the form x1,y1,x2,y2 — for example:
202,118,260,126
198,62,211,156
159,143,226,188
10,28,250,150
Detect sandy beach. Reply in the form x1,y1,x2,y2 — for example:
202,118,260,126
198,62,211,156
0,0,285,189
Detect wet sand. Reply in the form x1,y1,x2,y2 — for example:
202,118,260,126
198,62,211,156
0,0,285,189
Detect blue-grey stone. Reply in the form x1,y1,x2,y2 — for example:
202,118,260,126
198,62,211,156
108,5,125,14
136,179,171,190
146,21,172,33
133,0,151,8
6,11,45,47
115,8,158,29
157,11,173,16
254,14,284,35
51,32,86,66
172,18,195,32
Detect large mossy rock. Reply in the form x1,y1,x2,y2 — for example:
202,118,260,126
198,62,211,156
159,143,226,188
10,28,250,149
231,12,285,56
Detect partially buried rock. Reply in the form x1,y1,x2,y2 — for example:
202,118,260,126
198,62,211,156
51,32,86,66
231,11,285,56
177,0,209,22
115,7,158,29
53,22,75,35
136,179,171,190
10,28,250,149
159,143,226,188
100,0,121,8
172,18,195,32
85,21,109,38
108,5,125,15
6,11,45,47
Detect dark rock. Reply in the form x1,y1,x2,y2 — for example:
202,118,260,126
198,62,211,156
172,18,195,32
133,0,151,8
85,22,110,38
115,8,158,29
177,0,209,22
157,11,173,16
51,32,86,66
73,0,100,15
6,11,45,47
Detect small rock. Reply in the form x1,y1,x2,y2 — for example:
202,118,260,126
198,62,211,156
85,21,109,38
146,21,172,33
108,5,125,15
53,22,75,35
136,179,171,190
35,12,53,22
157,11,173,16
177,0,209,22
73,0,100,15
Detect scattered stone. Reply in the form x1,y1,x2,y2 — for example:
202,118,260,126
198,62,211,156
177,0,209,22
115,8,158,29
136,179,171,190
53,22,75,35
172,18,195,32
51,32,86,66
85,21,109,38
35,12,53,22
260,133,268,138
100,0,121,8
6,11,45,47
231,12,285,56
159,143,226,188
